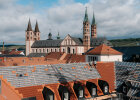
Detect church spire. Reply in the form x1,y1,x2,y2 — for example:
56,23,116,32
27,19,32,31
84,7,89,22
92,12,96,25
35,20,40,32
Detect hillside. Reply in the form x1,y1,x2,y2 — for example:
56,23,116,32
109,38,140,47
0,45,25,51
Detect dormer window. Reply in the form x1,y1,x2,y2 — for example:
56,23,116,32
91,88,96,96
104,86,108,93
79,88,84,98
123,86,127,93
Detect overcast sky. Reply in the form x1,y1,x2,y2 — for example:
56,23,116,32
0,0,140,44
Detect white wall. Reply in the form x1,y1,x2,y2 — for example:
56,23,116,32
31,48,60,53
100,55,122,62
86,55,122,62
26,41,34,56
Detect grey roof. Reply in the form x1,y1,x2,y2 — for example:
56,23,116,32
27,53,47,57
115,61,140,88
0,63,101,88
90,37,112,47
31,39,63,48
71,37,83,45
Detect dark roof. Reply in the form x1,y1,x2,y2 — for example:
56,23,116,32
27,19,32,31
31,39,63,48
34,21,39,32
92,12,96,25
27,53,47,57
115,61,139,88
90,37,112,47
113,46,140,61
0,54,25,57
71,37,83,45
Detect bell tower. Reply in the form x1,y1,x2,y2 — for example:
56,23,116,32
91,12,97,38
83,8,90,52
25,19,34,56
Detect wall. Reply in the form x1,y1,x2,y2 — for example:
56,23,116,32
86,55,122,62
100,55,122,62
0,77,22,100
26,41,34,56
32,48,60,53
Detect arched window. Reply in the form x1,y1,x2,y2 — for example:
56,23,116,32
42,87,54,100
73,49,75,54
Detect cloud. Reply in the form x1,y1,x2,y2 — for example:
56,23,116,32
0,0,140,44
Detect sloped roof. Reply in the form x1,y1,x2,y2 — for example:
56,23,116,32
71,37,83,45
31,39,63,48
0,63,101,88
90,37,112,47
86,44,123,55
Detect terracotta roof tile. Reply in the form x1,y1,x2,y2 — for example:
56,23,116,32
86,44,123,55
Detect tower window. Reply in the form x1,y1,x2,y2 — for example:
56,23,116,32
27,37,29,40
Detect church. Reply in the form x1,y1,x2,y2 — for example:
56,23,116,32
26,8,112,56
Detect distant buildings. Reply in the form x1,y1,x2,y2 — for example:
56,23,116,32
26,8,112,56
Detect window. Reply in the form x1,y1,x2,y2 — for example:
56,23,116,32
73,49,75,54
43,49,45,53
104,86,108,93
32,49,34,53
47,49,48,53
51,49,52,52
123,86,127,93
55,49,56,52
63,49,65,52
48,95,53,100
79,89,84,98
64,92,69,100
91,88,96,96
36,49,37,53
39,49,41,53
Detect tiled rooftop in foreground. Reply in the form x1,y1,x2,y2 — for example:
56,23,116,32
0,62,100,88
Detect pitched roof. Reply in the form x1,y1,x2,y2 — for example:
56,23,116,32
86,44,123,55
90,37,112,47
34,21,39,32
27,19,32,31
31,39,63,48
84,7,89,22
0,63,101,87
71,37,83,45
27,53,47,57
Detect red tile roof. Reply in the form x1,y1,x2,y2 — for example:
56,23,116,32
86,44,122,55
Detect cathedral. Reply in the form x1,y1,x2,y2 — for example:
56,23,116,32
26,8,112,56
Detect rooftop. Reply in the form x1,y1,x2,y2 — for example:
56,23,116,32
86,44,123,55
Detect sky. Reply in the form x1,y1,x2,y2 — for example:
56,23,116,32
0,0,140,44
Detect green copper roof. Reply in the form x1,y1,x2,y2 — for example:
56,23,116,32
92,12,96,25
84,7,89,22
57,32,60,39
48,32,52,36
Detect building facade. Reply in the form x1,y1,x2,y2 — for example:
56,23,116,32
26,8,112,56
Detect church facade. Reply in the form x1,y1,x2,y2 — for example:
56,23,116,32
26,8,112,56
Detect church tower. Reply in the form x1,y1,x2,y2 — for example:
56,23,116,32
25,19,34,56
91,12,97,38
34,21,40,41
83,8,90,52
